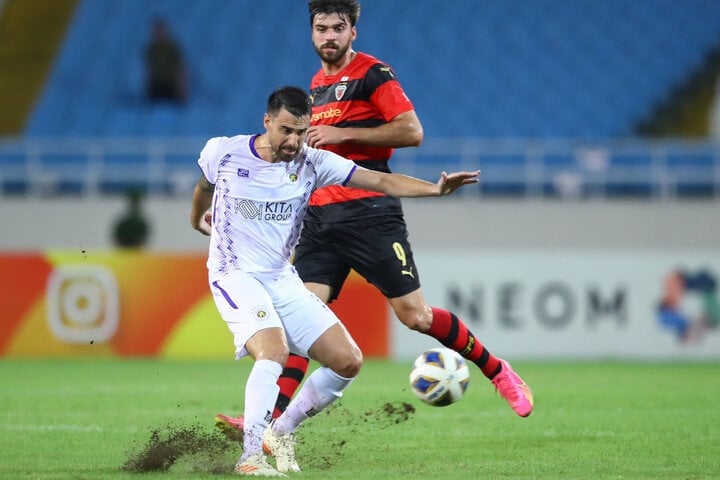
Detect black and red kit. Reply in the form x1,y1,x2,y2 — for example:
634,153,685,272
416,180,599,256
307,52,415,223
294,51,422,302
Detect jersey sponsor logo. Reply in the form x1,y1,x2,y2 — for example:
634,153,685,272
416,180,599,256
238,168,249,178
263,201,294,221
235,199,262,219
220,154,231,166
311,108,342,123
234,198,295,222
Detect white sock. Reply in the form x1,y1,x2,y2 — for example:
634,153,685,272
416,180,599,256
272,366,355,435
241,359,282,460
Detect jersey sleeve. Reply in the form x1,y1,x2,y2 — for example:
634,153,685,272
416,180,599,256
309,147,357,188
365,63,415,121
197,136,229,184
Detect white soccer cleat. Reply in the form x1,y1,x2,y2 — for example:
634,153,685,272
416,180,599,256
233,452,286,477
262,420,301,473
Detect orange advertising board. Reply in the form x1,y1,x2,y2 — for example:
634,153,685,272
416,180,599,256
0,252,389,358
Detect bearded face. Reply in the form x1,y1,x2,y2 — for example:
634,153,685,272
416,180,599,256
311,13,356,66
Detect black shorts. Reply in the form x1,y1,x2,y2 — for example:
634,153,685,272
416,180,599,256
293,215,421,303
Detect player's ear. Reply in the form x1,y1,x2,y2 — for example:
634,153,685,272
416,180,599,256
263,113,271,129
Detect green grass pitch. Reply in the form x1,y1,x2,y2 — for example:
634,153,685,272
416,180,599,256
1,358,718,479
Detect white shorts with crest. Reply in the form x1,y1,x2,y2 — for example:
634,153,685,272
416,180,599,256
209,268,339,359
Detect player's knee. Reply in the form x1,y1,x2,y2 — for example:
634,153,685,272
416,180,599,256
247,329,290,365
263,348,289,366
334,347,363,378
397,309,432,332
261,342,290,366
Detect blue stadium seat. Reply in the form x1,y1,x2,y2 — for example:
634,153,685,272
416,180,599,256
665,146,717,196
0,143,30,194
99,152,162,194
15,0,720,198
604,151,655,196
27,0,720,140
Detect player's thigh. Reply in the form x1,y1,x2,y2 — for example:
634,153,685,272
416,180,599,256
341,217,421,299
308,322,362,378
294,247,350,299
210,270,285,360
304,281,333,304
244,327,289,364
294,223,351,301
268,272,346,359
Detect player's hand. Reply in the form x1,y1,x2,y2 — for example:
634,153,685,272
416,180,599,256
306,125,345,148
194,210,213,236
437,170,480,195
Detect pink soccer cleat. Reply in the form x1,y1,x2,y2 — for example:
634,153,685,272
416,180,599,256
215,413,245,442
491,360,534,417
215,414,272,455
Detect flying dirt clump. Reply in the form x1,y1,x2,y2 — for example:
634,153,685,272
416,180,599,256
122,423,236,473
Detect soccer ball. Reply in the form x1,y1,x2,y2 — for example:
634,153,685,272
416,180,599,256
409,347,470,406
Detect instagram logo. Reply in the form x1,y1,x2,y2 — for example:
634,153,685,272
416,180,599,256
46,264,119,344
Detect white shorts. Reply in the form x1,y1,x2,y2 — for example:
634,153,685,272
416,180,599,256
209,268,340,359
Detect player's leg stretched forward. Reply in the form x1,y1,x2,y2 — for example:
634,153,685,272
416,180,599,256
217,292,533,442
387,290,533,417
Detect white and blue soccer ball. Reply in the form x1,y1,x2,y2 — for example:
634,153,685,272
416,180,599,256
409,347,470,407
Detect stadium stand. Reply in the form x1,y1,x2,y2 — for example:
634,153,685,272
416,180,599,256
6,0,720,197
25,0,720,139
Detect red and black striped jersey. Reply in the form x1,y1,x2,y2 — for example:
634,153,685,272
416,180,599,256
307,51,415,222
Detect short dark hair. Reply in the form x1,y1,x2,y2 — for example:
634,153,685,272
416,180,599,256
267,86,312,118
308,0,361,27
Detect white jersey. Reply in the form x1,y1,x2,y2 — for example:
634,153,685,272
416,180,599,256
198,134,357,278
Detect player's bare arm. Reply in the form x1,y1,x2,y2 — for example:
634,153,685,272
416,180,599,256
190,174,215,235
306,110,423,148
347,168,480,198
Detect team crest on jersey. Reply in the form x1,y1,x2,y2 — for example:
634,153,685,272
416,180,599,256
252,306,269,320
335,83,347,101
286,171,299,183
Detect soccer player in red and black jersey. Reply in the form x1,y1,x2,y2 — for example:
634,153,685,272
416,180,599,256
215,0,533,436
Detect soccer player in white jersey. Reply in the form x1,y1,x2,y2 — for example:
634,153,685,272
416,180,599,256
190,86,479,476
